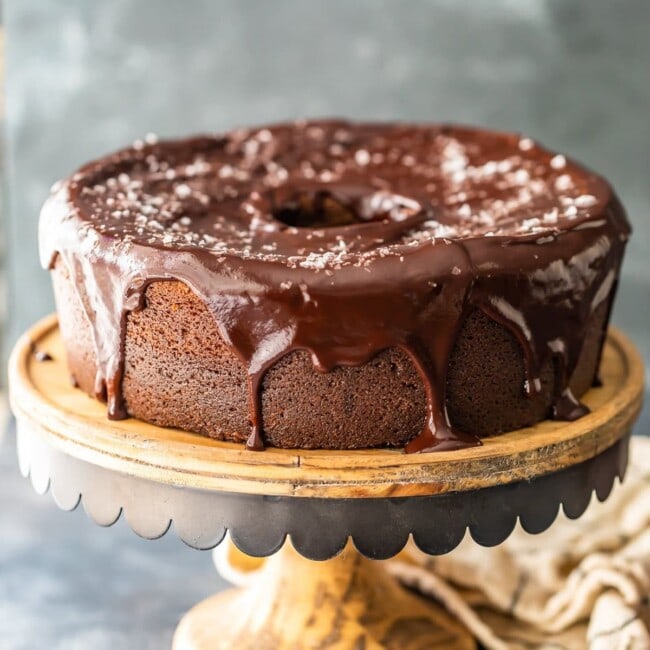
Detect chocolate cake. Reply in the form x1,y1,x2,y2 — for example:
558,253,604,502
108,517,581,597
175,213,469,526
40,120,630,452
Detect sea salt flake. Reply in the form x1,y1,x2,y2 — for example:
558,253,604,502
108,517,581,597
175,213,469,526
355,149,371,166
529,179,546,195
543,209,559,224
574,194,598,208
518,138,534,151
520,217,541,231
496,159,513,174
482,161,498,176
458,203,472,218
218,165,234,179
555,175,573,191
513,169,530,185
550,154,566,170
174,184,193,199
476,211,495,226
517,188,533,204
243,139,259,156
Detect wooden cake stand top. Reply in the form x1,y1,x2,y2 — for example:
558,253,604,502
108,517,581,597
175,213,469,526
9,315,644,499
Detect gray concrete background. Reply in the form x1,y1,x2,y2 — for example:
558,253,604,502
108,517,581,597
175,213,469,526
0,426,224,650
1,1,649,648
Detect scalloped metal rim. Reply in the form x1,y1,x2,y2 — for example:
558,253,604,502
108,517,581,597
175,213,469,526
16,419,629,560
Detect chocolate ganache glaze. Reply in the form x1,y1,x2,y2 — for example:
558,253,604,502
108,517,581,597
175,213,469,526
40,120,630,452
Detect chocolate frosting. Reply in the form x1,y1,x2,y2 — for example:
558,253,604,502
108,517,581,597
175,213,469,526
39,120,630,452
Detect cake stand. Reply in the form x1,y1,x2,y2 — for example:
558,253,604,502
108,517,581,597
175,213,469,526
9,315,644,650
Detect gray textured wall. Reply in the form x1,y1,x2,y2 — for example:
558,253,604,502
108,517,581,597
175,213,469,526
5,0,650,392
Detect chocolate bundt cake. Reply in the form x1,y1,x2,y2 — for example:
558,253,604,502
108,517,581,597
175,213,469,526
40,121,630,452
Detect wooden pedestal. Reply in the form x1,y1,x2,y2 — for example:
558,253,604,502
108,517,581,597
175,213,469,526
173,541,475,650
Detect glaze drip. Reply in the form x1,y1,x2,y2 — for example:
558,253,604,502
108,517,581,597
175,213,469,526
39,121,630,452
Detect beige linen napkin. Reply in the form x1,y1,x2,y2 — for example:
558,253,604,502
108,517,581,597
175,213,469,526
215,436,650,649
388,435,650,649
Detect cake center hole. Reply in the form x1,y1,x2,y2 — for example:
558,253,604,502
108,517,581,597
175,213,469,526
274,190,362,228
273,187,422,229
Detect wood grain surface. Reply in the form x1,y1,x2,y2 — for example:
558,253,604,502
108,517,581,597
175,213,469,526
9,315,644,498
172,541,476,650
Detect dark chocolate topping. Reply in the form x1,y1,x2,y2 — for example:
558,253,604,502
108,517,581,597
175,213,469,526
40,120,630,452
30,342,53,363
